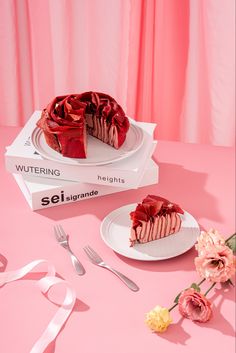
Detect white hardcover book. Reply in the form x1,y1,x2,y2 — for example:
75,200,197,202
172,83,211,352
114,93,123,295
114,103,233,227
5,111,157,188
12,159,159,210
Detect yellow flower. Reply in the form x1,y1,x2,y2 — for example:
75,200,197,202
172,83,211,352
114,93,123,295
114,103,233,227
145,305,172,333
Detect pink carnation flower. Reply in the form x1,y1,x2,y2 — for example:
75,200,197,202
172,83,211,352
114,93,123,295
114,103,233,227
195,244,236,282
195,229,225,256
178,288,212,323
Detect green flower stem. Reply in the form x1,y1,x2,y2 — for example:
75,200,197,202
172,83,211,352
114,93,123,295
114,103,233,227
197,278,206,286
169,303,178,312
204,282,216,296
226,233,236,242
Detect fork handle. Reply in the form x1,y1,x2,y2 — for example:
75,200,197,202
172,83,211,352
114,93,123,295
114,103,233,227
67,249,85,275
103,265,139,292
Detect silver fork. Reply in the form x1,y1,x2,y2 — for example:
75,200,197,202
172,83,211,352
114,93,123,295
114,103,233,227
54,224,85,275
83,245,139,292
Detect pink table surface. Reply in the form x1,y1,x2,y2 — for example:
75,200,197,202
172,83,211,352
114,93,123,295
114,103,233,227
0,126,235,353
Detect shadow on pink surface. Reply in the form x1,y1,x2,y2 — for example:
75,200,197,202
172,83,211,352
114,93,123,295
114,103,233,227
157,317,191,345
0,254,8,273
195,285,235,337
43,297,89,353
154,161,224,224
44,341,56,353
36,162,223,226
0,268,89,308
0,263,90,353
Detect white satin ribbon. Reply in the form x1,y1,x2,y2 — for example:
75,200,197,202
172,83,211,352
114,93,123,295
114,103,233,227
0,259,76,353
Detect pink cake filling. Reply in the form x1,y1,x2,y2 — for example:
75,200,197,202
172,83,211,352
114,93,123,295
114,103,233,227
129,195,184,247
87,114,119,148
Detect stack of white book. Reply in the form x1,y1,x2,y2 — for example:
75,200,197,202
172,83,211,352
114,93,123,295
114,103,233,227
5,111,159,210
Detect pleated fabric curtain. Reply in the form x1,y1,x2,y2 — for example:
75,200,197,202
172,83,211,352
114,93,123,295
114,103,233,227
0,0,235,146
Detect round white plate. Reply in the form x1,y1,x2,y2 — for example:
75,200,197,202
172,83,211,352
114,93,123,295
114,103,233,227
100,204,200,261
31,123,144,166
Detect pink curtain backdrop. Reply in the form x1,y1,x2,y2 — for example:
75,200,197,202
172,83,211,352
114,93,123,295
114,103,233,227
0,0,235,146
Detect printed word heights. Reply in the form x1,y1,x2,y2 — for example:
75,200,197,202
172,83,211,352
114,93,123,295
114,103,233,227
15,164,60,176
97,175,125,184
15,166,125,184
41,190,99,206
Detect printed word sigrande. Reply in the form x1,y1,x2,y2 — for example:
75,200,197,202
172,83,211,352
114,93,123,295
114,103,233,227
41,190,99,206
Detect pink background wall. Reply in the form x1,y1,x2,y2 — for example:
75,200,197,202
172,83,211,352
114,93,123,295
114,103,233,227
0,0,235,146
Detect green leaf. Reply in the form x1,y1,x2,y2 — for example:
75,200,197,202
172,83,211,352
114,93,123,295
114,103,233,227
190,283,201,292
174,292,181,304
226,235,236,254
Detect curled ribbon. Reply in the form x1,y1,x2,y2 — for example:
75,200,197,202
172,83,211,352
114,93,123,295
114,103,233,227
0,259,76,353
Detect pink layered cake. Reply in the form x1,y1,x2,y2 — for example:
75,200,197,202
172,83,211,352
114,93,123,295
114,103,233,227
37,92,130,158
129,195,184,246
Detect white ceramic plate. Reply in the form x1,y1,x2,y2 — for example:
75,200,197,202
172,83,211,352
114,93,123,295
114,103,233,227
100,204,200,261
31,123,144,166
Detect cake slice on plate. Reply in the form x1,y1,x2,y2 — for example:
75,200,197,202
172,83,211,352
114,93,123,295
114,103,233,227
129,195,184,247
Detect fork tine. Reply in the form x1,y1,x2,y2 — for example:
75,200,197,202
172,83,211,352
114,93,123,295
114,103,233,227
54,224,61,240
54,224,63,241
54,224,66,240
83,246,97,264
84,246,97,260
87,245,103,262
58,224,67,238
85,245,103,263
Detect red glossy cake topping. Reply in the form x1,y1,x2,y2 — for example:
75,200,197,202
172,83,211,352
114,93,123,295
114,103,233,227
129,195,184,246
37,92,130,158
